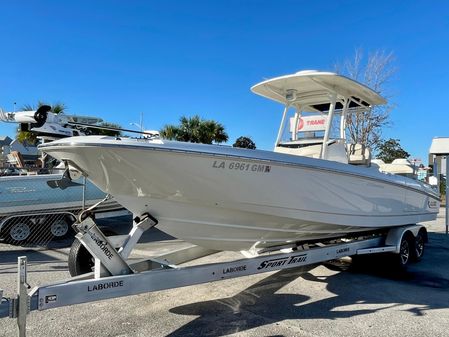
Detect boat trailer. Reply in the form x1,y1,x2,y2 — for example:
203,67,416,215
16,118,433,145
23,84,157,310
0,210,427,337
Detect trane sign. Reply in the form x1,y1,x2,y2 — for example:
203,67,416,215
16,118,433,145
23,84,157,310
289,116,328,133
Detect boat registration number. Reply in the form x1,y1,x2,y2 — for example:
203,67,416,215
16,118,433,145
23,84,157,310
212,160,271,173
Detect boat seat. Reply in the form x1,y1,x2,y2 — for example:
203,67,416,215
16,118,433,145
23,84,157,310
347,143,371,166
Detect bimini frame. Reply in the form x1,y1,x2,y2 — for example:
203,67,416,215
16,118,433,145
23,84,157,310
251,70,386,160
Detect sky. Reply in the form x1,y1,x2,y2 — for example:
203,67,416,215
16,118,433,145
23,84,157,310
0,1,448,163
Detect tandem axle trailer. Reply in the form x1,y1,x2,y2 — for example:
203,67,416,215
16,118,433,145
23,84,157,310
0,212,428,337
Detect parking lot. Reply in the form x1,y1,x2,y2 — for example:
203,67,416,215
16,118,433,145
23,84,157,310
1,212,449,337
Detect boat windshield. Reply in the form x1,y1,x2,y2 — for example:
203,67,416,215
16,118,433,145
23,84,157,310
278,107,344,147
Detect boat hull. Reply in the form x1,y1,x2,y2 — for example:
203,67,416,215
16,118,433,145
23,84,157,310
41,137,440,251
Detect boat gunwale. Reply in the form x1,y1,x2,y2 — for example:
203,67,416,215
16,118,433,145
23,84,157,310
40,141,441,202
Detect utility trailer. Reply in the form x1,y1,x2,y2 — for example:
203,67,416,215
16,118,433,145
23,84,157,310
0,173,129,245
0,203,128,245
0,209,428,337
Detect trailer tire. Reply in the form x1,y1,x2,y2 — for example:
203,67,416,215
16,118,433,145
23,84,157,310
50,217,71,239
68,239,94,276
411,229,426,262
391,232,414,270
68,228,118,276
5,219,33,242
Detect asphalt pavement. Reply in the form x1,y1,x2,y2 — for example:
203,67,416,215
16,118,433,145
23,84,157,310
0,212,448,337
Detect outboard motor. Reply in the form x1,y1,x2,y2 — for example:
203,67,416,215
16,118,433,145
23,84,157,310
33,105,51,127
14,105,51,131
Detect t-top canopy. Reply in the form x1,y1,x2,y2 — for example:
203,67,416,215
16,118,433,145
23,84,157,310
251,70,386,111
429,137,449,155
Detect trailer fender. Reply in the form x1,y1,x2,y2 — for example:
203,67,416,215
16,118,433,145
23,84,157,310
385,225,426,254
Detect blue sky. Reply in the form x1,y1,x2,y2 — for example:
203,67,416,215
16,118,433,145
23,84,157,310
1,1,448,163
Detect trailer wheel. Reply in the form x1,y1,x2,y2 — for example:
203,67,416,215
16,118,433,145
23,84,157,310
7,219,32,242
68,239,94,276
50,218,70,237
50,215,75,239
392,233,414,270
411,229,426,262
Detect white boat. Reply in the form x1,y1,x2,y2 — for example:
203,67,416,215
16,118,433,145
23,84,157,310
372,158,417,178
39,70,440,252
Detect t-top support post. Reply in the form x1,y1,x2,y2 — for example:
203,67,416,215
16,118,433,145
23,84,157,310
321,92,337,159
274,105,289,148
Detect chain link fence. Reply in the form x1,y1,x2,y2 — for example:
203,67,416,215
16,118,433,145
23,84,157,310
0,172,124,248
0,211,78,247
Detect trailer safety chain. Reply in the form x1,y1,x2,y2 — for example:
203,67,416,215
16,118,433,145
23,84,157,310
77,194,113,223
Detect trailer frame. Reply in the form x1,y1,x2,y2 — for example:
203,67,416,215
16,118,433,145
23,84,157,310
0,214,427,337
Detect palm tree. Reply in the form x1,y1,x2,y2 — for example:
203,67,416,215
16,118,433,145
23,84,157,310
21,101,66,114
17,102,67,145
233,136,256,149
160,115,228,144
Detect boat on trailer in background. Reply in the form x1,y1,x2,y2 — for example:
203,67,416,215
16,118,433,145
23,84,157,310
40,70,440,253
0,106,127,244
